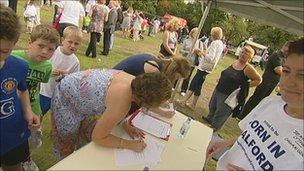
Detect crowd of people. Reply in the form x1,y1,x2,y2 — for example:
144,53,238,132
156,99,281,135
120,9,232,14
0,0,303,171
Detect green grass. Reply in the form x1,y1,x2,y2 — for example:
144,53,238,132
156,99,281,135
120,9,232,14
13,2,265,170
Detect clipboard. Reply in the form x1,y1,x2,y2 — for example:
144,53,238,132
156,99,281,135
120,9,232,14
128,110,172,141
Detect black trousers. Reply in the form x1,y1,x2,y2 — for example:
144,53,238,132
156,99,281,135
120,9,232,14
102,28,111,55
86,32,101,58
96,33,101,43
239,81,277,119
189,70,209,96
58,23,77,37
181,66,195,93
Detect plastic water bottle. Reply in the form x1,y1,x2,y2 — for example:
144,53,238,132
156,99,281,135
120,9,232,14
178,117,192,138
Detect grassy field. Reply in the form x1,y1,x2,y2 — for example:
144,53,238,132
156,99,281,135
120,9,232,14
12,2,263,170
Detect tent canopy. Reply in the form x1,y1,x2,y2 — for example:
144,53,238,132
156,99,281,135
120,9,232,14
211,0,304,36
244,40,268,49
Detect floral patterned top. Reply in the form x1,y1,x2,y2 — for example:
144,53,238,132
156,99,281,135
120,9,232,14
89,4,108,33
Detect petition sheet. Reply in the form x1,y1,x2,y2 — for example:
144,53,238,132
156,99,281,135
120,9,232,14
132,112,171,139
114,134,165,167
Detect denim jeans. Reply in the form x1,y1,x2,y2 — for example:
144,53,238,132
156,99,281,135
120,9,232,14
206,89,232,131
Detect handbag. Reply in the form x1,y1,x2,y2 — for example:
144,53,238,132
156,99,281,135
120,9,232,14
193,40,203,66
52,12,62,30
194,55,199,66
224,88,240,109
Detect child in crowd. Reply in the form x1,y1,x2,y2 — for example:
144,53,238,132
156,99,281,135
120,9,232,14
11,24,60,170
0,0,9,7
23,0,38,33
83,0,96,33
82,15,91,33
40,26,82,115
206,37,304,170
0,5,40,171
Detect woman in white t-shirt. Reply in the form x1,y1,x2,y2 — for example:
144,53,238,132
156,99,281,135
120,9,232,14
132,11,143,42
205,38,304,170
177,27,223,110
56,0,85,37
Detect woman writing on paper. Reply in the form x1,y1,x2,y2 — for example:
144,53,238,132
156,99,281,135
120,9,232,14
51,69,172,159
113,53,191,118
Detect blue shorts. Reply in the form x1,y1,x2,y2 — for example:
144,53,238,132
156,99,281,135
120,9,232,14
40,94,52,115
0,140,29,166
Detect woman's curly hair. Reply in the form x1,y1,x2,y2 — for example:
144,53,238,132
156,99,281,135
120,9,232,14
131,72,172,108
161,57,191,83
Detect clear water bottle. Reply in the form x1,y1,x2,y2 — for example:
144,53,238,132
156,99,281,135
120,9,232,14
178,117,192,138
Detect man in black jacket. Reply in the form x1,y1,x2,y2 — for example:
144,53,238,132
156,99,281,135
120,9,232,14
102,0,118,56
115,1,123,31
239,41,290,119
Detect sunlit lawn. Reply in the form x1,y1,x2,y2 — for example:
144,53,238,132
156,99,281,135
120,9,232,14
13,2,266,170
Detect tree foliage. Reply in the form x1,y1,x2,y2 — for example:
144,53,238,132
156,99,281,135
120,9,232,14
202,8,227,35
121,0,158,16
247,21,298,51
219,15,249,46
121,0,298,51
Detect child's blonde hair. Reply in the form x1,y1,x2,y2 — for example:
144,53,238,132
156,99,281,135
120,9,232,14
210,27,223,40
189,27,198,39
63,26,83,41
30,24,60,46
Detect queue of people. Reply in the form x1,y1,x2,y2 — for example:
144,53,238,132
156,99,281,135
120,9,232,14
1,2,303,171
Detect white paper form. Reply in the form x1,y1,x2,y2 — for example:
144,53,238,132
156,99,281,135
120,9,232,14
131,112,171,139
114,134,165,167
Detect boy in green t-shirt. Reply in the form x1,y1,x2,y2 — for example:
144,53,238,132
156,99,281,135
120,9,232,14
12,24,60,170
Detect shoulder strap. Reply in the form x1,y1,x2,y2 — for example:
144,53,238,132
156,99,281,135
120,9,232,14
243,64,248,70
145,61,160,70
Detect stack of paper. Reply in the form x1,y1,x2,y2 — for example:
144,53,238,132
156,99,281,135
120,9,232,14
130,111,172,140
114,134,165,167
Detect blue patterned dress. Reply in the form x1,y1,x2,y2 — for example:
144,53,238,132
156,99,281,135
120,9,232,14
51,69,119,159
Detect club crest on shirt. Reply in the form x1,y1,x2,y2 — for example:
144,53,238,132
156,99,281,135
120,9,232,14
1,78,17,94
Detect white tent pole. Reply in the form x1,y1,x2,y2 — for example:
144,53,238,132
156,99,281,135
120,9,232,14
186,0,212,60
171,0,212,103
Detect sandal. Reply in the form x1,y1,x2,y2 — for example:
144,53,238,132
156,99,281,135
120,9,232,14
175,99,186,106
185,103,195,110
